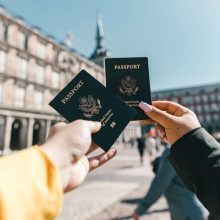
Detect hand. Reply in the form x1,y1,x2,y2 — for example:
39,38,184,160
139,101,201,145
132,211,139,220
41,120,117,192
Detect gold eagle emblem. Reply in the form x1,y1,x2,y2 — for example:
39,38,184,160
78,95,102,118
119,75,139,96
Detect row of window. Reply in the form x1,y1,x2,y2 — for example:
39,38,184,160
0,82,54,110
0,50,60,88
188,103,220,114
198,113,220,124
0,20,56,61
154,93,220,105
181,93,220,105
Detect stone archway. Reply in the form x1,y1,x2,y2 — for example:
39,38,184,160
10,119,22,150
32,120,46,145
32,120,41,145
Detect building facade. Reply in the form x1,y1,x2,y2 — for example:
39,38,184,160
0,6,140,155
152,83,220,134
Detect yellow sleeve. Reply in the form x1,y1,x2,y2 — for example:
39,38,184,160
0,146,63,220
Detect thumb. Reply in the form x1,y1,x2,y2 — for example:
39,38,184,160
139,101,175,128
85,121,102,133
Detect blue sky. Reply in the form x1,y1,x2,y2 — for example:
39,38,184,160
1,0,220,91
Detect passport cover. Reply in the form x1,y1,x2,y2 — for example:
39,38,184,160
49,70,136,152
105,57,152,120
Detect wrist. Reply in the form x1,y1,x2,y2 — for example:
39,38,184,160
41,143,69,192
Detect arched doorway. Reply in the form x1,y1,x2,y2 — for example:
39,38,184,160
32,120,41,145
10,119,22,150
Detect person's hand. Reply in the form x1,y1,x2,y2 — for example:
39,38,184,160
41,120,117,192
139,101,201,145
132,211,140,220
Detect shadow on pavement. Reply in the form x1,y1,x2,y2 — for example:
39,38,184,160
119,165,134,169
109,208,169,220
146,208,169,214
110,216,131,220
121,198,139,204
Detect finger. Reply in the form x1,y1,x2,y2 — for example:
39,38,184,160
86,142,99,155
84,121,102,133
88,148,117,172
155,123,169,143
155,123,165,137
152,101,189,116
139,102,175,128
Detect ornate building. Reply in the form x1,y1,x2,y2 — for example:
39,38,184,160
152,83,220,134
0,6,140,155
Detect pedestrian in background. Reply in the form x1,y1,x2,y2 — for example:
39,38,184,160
136,136,145,165
145,127,157,159
132,145,208,220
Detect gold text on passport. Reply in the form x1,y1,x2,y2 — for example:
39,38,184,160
61,80,84,104
114,64,140,70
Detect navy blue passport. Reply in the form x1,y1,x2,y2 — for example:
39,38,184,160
105,57,152,120
49,70,136,152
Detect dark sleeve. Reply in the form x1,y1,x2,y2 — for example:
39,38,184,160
168,127,220,219
135,150,175,216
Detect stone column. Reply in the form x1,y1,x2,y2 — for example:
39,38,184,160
3,116,14,155
27,118,34,147
46,120,51,137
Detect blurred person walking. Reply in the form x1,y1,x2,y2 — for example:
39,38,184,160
145,127,157,159
132,145,208,220
136,136,145,165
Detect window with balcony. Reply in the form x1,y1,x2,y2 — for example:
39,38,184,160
35,91,43,110
202,94,209,103
210,93,216,102
0,20,5,40
210,103,219,112
205,114,212,123
36,64,45,84
196,105,202,114
52,71,59,88
203,104,210,113
217,93,220,102
181,96,194,105
37,42,46,59
14,86,25,108
0,50,6,73
17,31,27,50
16,57,27,79
194,95,201,104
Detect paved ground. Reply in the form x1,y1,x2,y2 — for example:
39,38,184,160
56,145,170,220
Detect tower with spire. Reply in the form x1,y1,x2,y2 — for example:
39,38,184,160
90,13,110,67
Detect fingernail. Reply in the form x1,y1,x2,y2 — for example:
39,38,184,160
95,121,102,127
108,148,116,156
139,102,153,113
